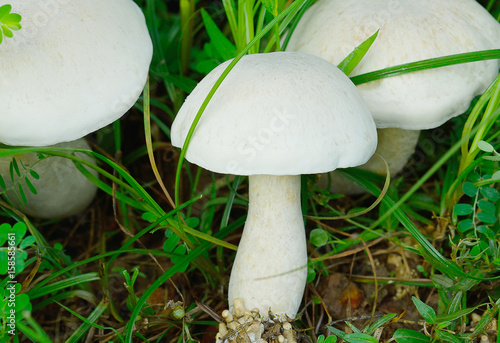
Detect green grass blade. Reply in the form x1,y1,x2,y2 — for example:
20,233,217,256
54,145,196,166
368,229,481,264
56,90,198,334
338,29,379,76
351,49,500,85
29,273,100,299
62,300,116,343
338,168,468,278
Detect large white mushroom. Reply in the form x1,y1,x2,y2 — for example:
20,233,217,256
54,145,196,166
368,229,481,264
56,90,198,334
171,51,377,321
286,0,500,193
0,0,153,218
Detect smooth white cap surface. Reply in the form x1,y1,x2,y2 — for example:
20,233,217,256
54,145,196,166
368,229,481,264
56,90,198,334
171,52,377,175
287,0,500,130
0,0,153,146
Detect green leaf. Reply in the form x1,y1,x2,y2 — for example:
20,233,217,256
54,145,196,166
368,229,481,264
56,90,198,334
477,225,495,239
317,335,337,343
477,212,497,224
462,182,477,197
12,222,27,245
15,293,31,312
14,250,26,274
447,270,483,292
491,171,500,180
306,266,316,283
163,233,180,253
0,5,22,33
453,203,473,216
328,326,348,340
141,211,157,223
478,199,496,214
343,333,378,343
171,244,188,272
29,170,40,180
480,186,499,202
437,307,478,323
0,4,12,18
393,329,431,343
0,250,8,274
1,24,13,38
457,219,473,232
344,321,362,334
435,329,463,343
338,30,379,76
10,158,21,178
309,228,329,247
184,217,200,228
0,173,6,189
0,222,10,245
17,182,27,205
477,140,495,152
24,176,37,195
482,155,500,162
447,291,463,315
200,8,237,61
364,313,397,335
261,0,275,13
412,297,436,324
2,13,22,29
20,235,36,250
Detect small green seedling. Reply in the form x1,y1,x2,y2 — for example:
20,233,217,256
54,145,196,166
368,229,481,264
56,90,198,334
0,4,22,44
390,296,481,343
0,157,41,206
122,267,154,316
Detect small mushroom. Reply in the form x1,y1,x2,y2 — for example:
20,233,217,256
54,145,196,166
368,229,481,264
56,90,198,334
171,51,377,319
287,0,500,193
0,0,153,218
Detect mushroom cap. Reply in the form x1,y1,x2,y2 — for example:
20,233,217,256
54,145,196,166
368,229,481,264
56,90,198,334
171,52,377,176
286,0,500,130
0,0,153,146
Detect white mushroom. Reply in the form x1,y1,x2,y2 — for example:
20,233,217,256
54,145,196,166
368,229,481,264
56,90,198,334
286,0,500,193
0,139,98,219
171,51,377,319
0,0,153,218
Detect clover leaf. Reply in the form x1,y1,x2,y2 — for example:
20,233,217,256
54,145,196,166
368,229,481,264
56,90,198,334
0,4,22,44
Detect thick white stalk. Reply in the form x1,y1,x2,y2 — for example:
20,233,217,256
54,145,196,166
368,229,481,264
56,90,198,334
228,174,308,319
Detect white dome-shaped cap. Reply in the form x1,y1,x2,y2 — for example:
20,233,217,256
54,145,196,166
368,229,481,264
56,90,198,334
171,52,377,176
0,0,153,146
287,0,500,130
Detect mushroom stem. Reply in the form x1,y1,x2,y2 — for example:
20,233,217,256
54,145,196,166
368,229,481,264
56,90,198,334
228,174,308,319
